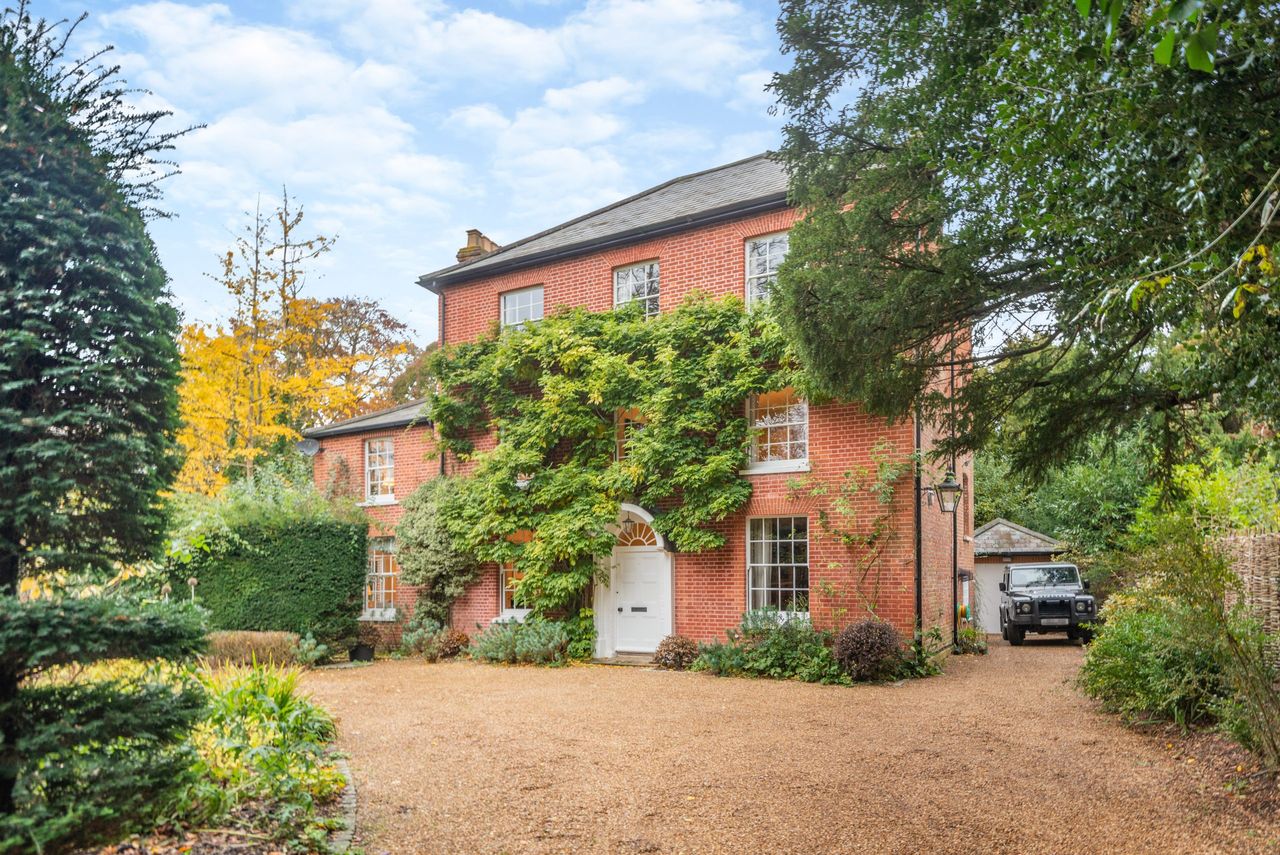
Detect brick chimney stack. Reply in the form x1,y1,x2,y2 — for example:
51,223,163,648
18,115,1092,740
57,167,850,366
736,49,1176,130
456,229,500,263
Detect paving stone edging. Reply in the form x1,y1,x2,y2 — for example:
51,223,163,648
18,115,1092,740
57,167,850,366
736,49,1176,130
330,757,357,853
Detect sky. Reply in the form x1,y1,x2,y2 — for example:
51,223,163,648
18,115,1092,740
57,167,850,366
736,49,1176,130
43,0,791,345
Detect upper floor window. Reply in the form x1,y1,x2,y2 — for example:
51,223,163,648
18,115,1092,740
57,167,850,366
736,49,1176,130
745,388,809,474
365,537,399,620
745,231,790,304
614,261,660,318
501,285,544,329
364,438,395,504
615,408,646,460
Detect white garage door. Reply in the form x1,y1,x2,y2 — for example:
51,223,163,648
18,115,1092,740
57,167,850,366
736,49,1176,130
973,564,1005,634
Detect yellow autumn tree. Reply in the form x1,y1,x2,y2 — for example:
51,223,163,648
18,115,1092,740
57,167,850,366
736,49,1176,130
175,192,418,494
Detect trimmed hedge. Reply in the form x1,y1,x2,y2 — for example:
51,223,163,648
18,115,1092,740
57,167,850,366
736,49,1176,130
182,521,366,650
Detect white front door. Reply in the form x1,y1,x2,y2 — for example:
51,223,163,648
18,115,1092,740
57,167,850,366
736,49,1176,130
611,547,671,653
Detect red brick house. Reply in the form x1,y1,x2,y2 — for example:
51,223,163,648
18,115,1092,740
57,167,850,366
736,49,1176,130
306,154,974,656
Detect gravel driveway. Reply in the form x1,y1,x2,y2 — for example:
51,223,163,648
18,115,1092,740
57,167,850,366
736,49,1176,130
305,641,1279,854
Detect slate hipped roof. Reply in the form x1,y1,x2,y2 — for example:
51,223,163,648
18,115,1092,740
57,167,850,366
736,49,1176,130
418,153,790,291
303,398,429,439
973,518,1065,557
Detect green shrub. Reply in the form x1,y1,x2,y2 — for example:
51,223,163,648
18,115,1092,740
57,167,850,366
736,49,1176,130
833,618,904,681
954,625,989,656
400,612,445,660
652,635,699,670
178,520,366,650
291,633,330,667
691,610,849,686
1080,593,1230,728
470,620,521,663
188,662,344,842
206,630,300,666
0,599,206,854
395,476,482,623
470,619,569,665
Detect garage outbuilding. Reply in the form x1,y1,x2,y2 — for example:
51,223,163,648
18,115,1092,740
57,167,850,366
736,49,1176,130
972,518,1065,634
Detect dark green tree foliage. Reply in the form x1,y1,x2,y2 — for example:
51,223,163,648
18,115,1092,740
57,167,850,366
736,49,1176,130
0,599,206,852
770,0,1280,477
976,432,1150,554
427,297,797,615
0,4,200,837
180,522,366,649
0,7,182,583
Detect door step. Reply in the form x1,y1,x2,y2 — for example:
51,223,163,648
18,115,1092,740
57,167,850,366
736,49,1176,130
593,653,654,667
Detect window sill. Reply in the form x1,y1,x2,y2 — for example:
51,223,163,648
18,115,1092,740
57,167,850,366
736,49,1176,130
359,498,399,508
494,610,532,623
360,609,397,622
740,459,810,476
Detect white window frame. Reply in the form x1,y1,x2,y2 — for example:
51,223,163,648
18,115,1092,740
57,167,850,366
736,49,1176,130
743,389,810,475
500,284,544,329
746,516,810,618
745,231,790,305
499,564,532,622
613,260,660,318
364,438,396,504
363,537,399,621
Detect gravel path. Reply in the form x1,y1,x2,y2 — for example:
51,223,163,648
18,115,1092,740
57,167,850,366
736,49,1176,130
305,641,1280,854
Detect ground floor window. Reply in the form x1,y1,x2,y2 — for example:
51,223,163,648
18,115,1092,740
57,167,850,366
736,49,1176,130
500,564,531,620
747,516,809,614
365,537,399,621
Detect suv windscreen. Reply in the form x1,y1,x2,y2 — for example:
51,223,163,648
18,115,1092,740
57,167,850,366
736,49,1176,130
1009,566,1081,589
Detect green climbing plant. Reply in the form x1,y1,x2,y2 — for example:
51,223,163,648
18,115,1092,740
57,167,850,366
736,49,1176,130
426,295,802,617
786,441,916,617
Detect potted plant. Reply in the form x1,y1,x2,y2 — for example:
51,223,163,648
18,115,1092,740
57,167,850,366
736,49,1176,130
350,622,378,662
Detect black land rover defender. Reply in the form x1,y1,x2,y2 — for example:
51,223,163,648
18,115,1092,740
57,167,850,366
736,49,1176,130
999,562,1096,645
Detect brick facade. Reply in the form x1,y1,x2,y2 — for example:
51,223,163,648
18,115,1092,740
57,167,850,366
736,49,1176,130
313,198,974,652
310,423,437,648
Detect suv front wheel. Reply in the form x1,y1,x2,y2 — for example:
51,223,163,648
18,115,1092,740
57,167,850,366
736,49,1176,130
1007,624,1025,646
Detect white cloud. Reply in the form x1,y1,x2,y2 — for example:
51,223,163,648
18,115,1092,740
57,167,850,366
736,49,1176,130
77,0,784,346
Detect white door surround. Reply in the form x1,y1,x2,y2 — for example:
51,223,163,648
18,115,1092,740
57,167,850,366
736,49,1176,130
594,503,673,658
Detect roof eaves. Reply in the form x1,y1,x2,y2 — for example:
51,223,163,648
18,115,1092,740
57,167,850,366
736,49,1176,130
302,399,431,439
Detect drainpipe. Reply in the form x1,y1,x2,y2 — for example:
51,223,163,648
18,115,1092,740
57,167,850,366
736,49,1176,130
952,484,959,648
437,291,447,478
913,410,923,640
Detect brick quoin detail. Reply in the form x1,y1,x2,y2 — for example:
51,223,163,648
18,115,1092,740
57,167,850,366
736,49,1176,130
312,203,974,648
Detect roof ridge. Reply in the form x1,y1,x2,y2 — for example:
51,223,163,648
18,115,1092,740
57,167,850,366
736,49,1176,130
420,152,780,284
974,517,1063,545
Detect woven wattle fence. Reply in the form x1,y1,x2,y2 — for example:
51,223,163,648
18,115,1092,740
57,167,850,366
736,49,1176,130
1218,532,1280,666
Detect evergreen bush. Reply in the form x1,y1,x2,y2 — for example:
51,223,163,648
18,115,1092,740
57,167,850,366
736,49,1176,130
396,477,481,623
469,619,569,665
178,520,366,651
0,599,206,852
